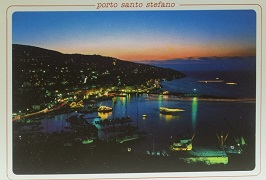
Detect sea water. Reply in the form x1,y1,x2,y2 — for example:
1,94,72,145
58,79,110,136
37,68,256,170
41,69,256,147
160,70,256,98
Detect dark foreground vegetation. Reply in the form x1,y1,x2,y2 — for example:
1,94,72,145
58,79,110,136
13,130,254,175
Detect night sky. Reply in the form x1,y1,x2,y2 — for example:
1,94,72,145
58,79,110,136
12,10,256,61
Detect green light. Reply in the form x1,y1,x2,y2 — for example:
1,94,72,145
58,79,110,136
191,97,198,131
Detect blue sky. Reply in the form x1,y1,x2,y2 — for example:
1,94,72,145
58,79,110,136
12,10,256,61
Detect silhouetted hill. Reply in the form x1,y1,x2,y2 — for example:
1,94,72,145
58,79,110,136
13,44,185,88
12,44,186,111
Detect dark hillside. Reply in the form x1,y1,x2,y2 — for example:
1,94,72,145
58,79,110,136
12,44,186,111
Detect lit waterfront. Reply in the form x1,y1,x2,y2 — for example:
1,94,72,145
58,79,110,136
38,93,255,154
13,68,256,173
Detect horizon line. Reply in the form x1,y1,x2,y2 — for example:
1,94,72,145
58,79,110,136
12,43,256,62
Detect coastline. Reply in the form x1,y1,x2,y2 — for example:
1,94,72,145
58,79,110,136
13,91,256,121
146,92,256,103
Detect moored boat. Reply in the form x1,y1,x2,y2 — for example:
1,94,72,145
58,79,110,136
82,139,94,144
170,134,195,151
97,106,113,113
160,107,185,114
170,138,193,151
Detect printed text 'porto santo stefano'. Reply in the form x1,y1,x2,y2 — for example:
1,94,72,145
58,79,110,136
96,1,176,9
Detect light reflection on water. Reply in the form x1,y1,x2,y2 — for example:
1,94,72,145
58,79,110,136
191,97,198,132
159,113,181,121
39,93,255,152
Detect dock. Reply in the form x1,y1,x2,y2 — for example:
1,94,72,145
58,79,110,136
146,146,228,165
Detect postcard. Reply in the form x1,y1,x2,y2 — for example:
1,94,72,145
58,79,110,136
0,0,265,179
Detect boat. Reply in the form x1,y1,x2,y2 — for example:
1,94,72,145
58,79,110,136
82,139,94,144
160,107,185,114
170,138,193,151
97,106,113,113
226,82,238,85
170,134,195,151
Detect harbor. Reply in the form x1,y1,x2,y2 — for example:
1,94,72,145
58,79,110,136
12,92,255,174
